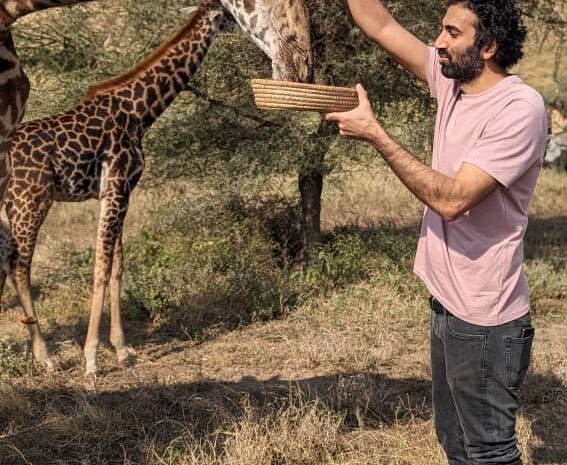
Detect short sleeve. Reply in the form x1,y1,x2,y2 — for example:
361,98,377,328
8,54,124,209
463,100,547,188
425,46,439,98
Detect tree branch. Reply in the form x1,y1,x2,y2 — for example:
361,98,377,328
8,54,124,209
185,84,283,128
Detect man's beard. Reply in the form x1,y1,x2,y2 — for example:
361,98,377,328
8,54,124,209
438,44,484,84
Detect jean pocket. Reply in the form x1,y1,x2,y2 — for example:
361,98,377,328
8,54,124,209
446,314,486,341
505,328,535,389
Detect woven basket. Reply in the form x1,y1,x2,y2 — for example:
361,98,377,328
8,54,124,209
251,79,359,113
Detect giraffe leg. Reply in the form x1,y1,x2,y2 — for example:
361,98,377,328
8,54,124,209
0,148,11,203
0,156,12,313
109,234,135,364
12,266,54,370
6,193,54,370
0,220,14,313
0,156,11,314
84,195,128,376
0,270,6,313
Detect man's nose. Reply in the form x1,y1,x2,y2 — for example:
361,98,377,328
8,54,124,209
434,32,449,50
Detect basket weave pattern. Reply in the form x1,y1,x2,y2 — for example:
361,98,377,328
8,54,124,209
251,79,359,113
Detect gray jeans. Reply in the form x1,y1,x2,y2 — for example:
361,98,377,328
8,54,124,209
430,296,534,465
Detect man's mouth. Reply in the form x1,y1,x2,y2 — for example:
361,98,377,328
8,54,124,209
437,50,451,62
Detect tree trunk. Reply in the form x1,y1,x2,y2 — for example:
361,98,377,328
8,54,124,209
298,119,336,264
299,157,323,264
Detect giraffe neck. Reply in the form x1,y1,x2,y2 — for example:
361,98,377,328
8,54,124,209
218,0,312,82
85,7,224,133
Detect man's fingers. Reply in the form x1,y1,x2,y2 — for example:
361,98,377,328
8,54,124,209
355,83,367,98
355,84,370,105
325,112,340,122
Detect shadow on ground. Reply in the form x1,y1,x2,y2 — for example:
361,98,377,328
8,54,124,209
524,371,567,464
0,217,564,463
1,369,565,464
0,371,430,464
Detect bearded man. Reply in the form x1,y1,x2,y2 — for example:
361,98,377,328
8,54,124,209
326,1,547,464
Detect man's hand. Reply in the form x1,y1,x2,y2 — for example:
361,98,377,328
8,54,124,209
325,85,386,143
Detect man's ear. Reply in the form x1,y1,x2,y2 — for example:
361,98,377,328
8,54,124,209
482,41,498,60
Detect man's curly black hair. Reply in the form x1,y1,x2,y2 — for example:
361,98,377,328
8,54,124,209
447,0,527,69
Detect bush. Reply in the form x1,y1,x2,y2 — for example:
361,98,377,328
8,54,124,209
121,192,386,338
123,193,300,336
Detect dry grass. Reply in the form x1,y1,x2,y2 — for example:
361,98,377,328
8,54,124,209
0,161,565,465
322,163,423,229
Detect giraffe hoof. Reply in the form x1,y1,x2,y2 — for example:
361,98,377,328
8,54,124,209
116,346,136,365
39,356,55,372
85,371,98,389
85,362,99,379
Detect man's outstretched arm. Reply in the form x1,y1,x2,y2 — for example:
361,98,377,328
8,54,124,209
326,85,499,221
345,0,428,82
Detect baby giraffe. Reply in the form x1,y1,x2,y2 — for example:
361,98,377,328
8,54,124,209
2,2,234,375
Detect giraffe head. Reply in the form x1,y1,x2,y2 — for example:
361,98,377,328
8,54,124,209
218,0,313,83
181,0,234,31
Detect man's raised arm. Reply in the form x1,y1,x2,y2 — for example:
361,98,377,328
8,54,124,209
345,0,428,82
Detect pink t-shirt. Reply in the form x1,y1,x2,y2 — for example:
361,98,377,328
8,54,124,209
413,47,547,326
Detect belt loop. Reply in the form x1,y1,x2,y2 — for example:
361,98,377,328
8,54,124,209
429,295,444,315
429,295,436,312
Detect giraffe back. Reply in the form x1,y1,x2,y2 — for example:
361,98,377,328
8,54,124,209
9,97,124,203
